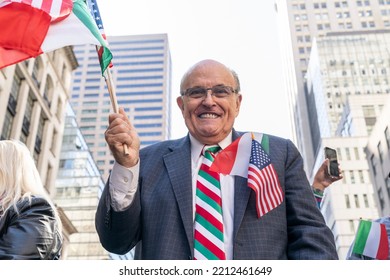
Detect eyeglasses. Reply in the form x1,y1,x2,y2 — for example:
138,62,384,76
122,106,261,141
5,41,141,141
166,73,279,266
181,85,238,99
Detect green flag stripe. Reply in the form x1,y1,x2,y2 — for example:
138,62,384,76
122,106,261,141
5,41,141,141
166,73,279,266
194,240,218,260
353,220,372,254
261,134,269,154
195,215,224,240
73,0,112,74
196,189,222,214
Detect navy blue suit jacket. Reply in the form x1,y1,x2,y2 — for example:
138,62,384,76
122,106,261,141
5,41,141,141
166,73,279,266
95,130,338,259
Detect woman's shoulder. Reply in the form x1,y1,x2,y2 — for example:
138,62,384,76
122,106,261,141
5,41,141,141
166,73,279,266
16,196,55,217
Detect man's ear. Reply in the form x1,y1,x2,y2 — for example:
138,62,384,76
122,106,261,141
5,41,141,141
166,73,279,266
176,96,184,112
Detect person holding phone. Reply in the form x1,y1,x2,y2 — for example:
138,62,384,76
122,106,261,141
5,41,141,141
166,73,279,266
312,147,343,208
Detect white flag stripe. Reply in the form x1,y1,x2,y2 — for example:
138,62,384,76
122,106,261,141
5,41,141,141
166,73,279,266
196,199,224,224
50,0,63,16
363,222,382,258
42,12,100,52
229,132,252,177
195,222,225,247
197,176,220,196
31,0,43,9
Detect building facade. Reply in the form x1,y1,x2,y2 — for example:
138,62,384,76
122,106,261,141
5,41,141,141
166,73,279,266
365,95,390,217
0,47,78,254
54,104,110,259
70,34,172,181
304,30,390,258
275,0,390,175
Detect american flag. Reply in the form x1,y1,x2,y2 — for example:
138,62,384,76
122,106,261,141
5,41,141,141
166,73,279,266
86,0,112,71
2,0,73,22
248,139,283,218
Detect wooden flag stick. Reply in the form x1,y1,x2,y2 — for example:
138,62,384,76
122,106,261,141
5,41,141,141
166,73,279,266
104,68,129,155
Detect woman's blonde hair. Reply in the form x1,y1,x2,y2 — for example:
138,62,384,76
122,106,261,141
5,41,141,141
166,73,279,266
0,140,62,231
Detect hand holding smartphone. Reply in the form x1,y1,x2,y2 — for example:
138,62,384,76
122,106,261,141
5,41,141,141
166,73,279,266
324,147,339,177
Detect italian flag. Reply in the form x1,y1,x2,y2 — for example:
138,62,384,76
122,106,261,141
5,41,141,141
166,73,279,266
352,220,389,260
209,132,263,177
0,0,112,74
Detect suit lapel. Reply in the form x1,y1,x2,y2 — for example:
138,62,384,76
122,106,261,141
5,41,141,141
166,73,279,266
232,130,252,239
163,136,194,251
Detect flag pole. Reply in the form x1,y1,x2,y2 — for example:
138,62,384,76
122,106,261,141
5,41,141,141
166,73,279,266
103,67,129,155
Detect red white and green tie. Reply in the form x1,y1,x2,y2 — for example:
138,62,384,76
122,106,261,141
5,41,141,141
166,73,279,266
194,145,226,260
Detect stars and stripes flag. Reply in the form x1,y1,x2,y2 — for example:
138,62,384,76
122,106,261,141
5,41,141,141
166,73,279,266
210,132,284,218
248,135,283,218
86,0,113,74
0,0,112,75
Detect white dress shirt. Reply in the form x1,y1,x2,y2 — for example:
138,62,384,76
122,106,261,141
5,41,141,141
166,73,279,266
109,132,235,259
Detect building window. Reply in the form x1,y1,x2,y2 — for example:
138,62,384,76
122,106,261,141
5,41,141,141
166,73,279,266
354,147,360,160
377,141,384,163
362,105,376,134
345,194,351,208
370,154,376,175
345,147,351,160
363,194,369,208
358,170,364,183
386,177,390,199
354,194,360,208
1,111,14,140
31,58,42,89
34,114,45,164
349,220,355,233
385,126,390,149
350,171,356,184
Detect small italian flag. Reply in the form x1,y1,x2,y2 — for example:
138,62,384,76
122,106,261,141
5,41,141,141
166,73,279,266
352,220,389,260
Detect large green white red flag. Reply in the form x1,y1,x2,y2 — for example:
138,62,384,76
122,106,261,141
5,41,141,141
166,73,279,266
352,219,389,260
0,0,112,75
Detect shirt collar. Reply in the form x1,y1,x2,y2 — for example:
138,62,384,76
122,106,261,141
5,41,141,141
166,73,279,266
189,131,233,163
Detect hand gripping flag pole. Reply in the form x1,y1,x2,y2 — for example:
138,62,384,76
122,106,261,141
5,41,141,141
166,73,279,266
88,0,129,155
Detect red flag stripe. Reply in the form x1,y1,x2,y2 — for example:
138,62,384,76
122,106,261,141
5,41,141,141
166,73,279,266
248,166,272,211
195,205,224,232
377,224,389,260
194,230,225,259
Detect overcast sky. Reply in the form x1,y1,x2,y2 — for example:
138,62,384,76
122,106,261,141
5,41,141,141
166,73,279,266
98,0,292,140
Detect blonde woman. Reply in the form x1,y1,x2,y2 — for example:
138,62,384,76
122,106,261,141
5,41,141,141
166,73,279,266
0,140,62,259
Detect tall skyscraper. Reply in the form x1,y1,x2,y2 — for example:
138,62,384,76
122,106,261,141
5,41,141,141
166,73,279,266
275,0,390,175
70,34,172,181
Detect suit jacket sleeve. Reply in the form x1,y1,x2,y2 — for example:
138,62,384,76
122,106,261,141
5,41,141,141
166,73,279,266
95,178,141,255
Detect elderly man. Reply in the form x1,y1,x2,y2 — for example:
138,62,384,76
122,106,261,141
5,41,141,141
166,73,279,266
95,59,338,260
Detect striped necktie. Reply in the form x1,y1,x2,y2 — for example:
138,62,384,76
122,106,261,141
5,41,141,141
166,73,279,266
194,145,226,260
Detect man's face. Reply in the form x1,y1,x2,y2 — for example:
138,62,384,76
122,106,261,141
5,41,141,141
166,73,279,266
177,61,242,144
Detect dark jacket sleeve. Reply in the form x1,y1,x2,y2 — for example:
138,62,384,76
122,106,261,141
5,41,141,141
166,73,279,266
0,197,62,260
95,179,141,255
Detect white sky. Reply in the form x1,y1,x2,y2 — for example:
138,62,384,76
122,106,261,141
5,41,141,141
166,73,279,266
98,0,293,140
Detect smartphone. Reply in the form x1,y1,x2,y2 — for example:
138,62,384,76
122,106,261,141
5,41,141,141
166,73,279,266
324,147,339,177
